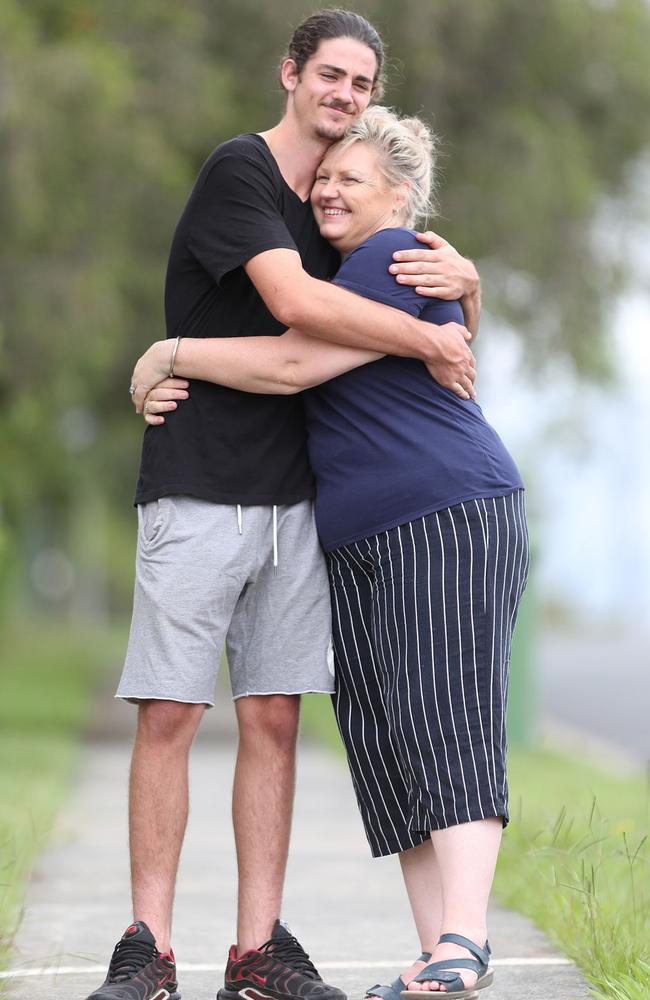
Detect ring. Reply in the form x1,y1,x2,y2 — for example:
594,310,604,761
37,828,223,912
129,384,136,395
143,401,150,414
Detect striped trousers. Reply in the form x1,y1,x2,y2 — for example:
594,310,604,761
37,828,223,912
327,491,529,857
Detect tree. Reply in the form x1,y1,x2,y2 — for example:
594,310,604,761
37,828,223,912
1,0,649,616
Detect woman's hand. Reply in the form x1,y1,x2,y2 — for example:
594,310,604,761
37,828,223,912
141,378,190,425
389,231,480,300
130,341,176,412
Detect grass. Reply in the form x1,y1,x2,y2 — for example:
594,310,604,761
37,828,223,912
300,694,650,1000
500,751,649,999
0,620,124,969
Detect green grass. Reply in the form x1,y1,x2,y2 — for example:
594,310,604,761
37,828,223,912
500,751,649,1000
300,694,650,1000
0,621,124,968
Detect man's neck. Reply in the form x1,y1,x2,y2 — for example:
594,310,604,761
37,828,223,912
260,117,332,202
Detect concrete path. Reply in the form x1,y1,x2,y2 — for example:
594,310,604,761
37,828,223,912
4,685,591,1000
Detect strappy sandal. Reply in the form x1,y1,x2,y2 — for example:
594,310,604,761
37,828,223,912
366,952,432,1000
399,934,493,999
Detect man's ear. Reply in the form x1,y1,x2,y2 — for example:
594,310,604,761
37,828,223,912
280,58,300,93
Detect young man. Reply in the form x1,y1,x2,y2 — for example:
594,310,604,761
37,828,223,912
89,10,479,1000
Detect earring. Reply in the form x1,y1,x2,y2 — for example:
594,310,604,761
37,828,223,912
392,207,399,215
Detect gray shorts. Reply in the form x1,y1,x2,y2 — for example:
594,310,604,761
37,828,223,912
117,496,334,704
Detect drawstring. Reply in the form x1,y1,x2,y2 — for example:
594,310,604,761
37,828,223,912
272,505,278,571
235,504,278,569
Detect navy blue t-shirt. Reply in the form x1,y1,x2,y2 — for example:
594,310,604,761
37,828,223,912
304,228,524,551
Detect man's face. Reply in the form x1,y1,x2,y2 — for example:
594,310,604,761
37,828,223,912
285,37,377,142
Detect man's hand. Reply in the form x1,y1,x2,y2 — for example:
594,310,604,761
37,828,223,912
425,322,477,400
131,341,178,412
389,231,480,300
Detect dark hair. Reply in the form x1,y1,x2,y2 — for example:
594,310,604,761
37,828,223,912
280,8,385,98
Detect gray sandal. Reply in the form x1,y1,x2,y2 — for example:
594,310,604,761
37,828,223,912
366,952,432,1000
399,934,493,999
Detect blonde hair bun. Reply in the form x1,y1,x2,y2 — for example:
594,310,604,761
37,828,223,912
401,116,434,147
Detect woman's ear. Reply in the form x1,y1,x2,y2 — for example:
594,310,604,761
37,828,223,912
393,181,410,216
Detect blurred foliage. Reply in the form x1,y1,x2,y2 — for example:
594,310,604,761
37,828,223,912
0,621,125,963
1,0,649,617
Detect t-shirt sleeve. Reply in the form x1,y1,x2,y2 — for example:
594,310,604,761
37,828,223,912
185,145,298,284
332,229,427,317
332,228,465,326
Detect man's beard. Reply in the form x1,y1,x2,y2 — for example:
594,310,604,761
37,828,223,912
314,121,349,141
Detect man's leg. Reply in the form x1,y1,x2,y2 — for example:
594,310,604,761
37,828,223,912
220,502,344,1000
85,700,201,1000
90,497,249,1000
232,693,300,954
129,698,206,951
225,501,334,955
221,688,345,1000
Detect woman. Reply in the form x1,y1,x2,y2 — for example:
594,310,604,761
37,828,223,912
132,107,528,998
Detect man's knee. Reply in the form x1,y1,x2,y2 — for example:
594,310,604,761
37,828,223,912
236,694,300,752
136,699,205,747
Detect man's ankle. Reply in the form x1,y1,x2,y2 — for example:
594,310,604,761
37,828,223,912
134,916,171,954
237,919,277,956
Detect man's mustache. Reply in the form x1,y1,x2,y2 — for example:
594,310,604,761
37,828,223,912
322,101,354,114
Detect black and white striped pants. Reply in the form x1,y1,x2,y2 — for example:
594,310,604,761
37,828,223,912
327,491,529,858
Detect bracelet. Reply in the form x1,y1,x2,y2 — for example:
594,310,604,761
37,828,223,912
168,335,182,378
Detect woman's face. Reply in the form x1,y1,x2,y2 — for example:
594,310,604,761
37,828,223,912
311,141,406,255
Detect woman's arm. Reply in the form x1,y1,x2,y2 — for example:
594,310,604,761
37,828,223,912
131,328,381,414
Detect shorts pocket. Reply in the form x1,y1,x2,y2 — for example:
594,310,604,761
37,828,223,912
138,498,167,547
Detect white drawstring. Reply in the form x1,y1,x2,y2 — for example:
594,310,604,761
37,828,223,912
272,505,278,571
235,504,278,569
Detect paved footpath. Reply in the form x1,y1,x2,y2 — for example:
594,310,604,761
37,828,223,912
4,684,591,1000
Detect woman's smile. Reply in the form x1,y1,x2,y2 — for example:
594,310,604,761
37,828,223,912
311,140,405,255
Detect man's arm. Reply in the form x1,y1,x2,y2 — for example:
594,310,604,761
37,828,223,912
460,285,481,341
244,248,476,398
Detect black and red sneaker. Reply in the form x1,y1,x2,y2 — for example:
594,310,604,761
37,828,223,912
218,919,346,1000
86,921,180,1000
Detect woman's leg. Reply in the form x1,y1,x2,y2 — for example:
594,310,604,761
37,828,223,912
332,495,528,993
329,540,440,997
405,817,502,991
396,840,443,986
328,543,426,859
396,495,529,992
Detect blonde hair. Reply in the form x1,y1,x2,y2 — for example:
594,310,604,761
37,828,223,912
338,106,437,226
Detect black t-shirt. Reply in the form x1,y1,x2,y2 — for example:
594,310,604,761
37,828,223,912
134,133,338,505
